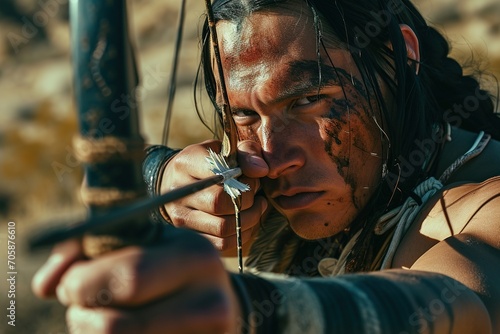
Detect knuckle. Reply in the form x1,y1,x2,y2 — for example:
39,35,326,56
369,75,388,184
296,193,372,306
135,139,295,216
240,191,256,210
210,241,224,252
207,190,231,214
166,151,186,174
93,314,117,334
112,267,141,303
217,218,235,237
183,141,219,160
214,236,233,252
202,214,231,237
95,313,130,334
172,152,191,169
62,267,90,305
203,235,227,252
166,206,188,228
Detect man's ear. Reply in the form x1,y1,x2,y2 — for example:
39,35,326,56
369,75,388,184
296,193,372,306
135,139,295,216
400,24,420,74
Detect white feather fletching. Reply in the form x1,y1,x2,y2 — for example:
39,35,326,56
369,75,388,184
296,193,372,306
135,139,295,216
205,149,250,199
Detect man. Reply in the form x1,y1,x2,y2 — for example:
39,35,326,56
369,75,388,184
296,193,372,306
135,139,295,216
33,0,500,332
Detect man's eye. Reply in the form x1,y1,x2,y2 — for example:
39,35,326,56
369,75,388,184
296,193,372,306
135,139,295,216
294,95,325,107
231,109,259,126
233,109,257,117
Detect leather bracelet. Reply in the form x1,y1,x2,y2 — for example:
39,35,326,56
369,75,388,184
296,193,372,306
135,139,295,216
142,145,181,225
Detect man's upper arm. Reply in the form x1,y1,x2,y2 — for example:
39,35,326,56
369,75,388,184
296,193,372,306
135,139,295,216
460,193,500,250
410,233,500,331
399,177,500,330
394,176,500,268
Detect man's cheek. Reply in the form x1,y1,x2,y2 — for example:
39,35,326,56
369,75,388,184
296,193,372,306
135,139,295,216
319,119,351,177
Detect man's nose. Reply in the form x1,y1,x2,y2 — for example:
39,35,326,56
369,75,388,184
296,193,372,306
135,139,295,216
259,118,305,179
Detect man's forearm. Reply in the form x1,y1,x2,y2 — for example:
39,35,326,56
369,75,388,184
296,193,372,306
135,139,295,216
232,269,491,334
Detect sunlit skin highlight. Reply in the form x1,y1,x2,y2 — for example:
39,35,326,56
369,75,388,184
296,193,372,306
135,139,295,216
214,8,385,239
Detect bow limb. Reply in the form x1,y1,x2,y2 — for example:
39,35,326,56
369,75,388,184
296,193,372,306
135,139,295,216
70,0,159,257
162,0,187,145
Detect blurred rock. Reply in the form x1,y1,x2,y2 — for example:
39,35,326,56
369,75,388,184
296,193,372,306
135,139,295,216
416,0,500,56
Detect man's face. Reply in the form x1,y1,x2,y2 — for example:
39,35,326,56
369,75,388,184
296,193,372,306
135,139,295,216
214,8,385,239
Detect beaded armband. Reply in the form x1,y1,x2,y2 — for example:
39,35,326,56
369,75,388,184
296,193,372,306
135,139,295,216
142,145,181,225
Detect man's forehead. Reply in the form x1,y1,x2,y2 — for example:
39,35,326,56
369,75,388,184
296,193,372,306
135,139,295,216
216,14,305,66
211,8,349,68
219,20,270,65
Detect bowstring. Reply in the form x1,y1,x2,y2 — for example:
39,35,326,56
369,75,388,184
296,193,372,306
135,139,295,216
162,0,187,145
204,0,244,273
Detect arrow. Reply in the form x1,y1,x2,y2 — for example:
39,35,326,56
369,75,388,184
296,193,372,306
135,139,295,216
29,166,244,250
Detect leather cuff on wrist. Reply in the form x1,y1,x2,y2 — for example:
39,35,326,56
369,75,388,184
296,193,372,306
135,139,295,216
143,145,181,225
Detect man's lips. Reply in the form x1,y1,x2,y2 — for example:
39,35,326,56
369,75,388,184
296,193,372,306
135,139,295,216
273,191,325,210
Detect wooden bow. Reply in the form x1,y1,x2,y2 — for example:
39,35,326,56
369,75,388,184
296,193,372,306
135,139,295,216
69,0,158,256
29,0,245,270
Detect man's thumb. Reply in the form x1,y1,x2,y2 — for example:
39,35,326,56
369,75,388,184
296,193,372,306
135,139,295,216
237,140,269,178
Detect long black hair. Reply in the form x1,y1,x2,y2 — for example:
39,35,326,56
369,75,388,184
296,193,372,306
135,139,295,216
196,0,500,272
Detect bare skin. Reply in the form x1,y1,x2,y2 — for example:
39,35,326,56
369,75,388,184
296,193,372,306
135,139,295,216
32,4,500,334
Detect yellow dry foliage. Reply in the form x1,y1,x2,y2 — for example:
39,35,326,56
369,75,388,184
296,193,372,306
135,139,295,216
0,100,82,218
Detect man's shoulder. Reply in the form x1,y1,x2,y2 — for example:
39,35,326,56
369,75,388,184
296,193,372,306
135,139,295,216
410,125,500,248
423,176,500,236
392,176,500,268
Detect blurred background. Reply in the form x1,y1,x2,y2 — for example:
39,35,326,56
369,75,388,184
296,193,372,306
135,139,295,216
0,0,499,333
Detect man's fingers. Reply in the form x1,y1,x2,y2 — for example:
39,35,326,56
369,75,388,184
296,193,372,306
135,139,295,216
32,238,84,299
171,196,267,237
238,140,269,178
170,145,215,180
57,232,223,308
168,177,260,218
201,227,257,252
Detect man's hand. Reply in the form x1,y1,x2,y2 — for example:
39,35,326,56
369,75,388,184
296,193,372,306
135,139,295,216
161,140,269,252
32,229,240,334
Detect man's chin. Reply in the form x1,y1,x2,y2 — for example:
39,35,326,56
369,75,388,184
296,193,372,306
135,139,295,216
287,215,350,240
